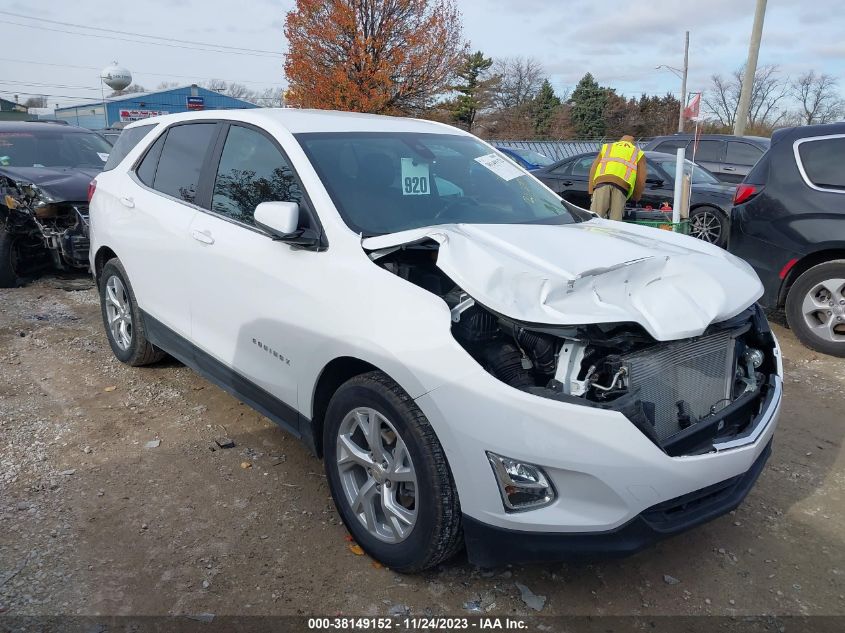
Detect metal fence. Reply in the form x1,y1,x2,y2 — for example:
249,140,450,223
488,139,606,161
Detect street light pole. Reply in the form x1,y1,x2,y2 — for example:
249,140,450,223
678,31,689,134
734,0,768,136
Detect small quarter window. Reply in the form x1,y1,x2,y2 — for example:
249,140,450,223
798,137,845,191
103,124,155,171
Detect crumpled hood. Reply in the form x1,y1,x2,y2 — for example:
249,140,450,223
363,219,763,341
0,166,99,203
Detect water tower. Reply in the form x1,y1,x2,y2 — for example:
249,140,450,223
98,62,132,128
100,62,132,91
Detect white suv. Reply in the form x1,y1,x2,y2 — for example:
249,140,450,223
89,109,783,572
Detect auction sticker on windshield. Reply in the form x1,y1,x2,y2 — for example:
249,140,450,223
475,152,524,181
401,157,430,195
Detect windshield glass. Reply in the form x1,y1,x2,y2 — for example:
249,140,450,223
0,129,112,168
652,157,720,185
509,148,554,166
296,132,575,235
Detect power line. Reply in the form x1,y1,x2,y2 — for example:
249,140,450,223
0,58,286,88
0,80,102,92
0,9,284,56
0,19,283,59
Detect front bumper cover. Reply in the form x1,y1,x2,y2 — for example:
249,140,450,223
463,440,772,567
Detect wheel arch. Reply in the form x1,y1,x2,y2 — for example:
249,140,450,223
309,356,379,457
778,248,845,308
93,245,119,284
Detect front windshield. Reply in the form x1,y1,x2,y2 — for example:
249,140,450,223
296,132,576,236
510,148,554,166
0,129,112,168
652,157,720,185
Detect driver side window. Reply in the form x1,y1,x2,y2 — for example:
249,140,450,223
211,125,303,226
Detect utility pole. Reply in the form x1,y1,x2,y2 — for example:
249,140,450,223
678,31,689,134
734,0,767,136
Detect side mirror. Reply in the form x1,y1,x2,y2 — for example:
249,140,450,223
255,201,299,237
646,177,665,187
254,201,321,249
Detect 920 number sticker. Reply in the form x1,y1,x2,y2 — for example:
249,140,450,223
401,157,430,196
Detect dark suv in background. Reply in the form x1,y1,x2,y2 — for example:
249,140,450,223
729,122,845,357
644,134,770,183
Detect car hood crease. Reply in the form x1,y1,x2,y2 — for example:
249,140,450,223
362,220,763,341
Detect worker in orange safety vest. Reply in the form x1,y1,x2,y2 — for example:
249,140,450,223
587,135,646,221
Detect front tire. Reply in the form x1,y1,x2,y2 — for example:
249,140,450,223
324,371,463,572
99,258,165,366
689,206,727,248
785,260,845,357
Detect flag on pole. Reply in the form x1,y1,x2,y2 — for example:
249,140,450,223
683,92,701,120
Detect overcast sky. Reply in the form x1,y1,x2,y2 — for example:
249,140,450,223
1,0,842,109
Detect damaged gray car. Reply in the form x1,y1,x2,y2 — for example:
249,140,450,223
0,122,112,287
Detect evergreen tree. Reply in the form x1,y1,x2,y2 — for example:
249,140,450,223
531,79,561,139
451,51,495,131
569,73,607,137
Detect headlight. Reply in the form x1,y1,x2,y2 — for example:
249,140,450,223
486,452,555,512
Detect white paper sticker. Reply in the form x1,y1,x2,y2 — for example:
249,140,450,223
400,157,430,195
474,153,524,181
97,152,109,162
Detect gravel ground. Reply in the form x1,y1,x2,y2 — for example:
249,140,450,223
1,275,843,618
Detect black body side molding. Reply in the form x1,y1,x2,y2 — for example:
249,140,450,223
141,310,318,454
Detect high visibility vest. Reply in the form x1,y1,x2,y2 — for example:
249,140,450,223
596,141,644,199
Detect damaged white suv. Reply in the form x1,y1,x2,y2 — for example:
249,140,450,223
89,110,783,572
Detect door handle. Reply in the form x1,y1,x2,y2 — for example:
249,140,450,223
723,166,736,171
191,229,215,245
119,196,134,208
562,180,573,186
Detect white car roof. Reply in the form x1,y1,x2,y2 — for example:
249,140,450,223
124,108,466,136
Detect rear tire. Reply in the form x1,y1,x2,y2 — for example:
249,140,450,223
785,260,845,357
324,371,463,572
689,206,727,248
0,225,21,288
99,258,165,366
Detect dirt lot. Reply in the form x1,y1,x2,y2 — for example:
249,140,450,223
1,275,843,619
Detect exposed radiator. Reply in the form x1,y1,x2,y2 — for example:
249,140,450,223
623,330,736,441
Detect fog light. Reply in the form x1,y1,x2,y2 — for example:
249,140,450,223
744,347,764,369
486,452,555,512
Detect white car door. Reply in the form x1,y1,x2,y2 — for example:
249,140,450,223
186,123,327,423
120,121,220,338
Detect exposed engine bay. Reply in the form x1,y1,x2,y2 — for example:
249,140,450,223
373,240,778,457
1,175,90,280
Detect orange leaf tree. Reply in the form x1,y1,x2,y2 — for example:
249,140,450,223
284,0,465,114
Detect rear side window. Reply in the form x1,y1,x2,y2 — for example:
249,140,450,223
654,139,689,154
727,141,763,166
103,124,154,171
151,123,218,204
570,155,595,176
692,140,725,162
797,137,845,192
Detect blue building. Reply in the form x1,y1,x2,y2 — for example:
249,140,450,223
54,84,258,129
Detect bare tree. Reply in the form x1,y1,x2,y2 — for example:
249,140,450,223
203,80,261,103
254,87,283,108
24,96,47,108
792,71,844,125
107,84,146,98
490,56,544,109
156,81,181,90
704,65,788,129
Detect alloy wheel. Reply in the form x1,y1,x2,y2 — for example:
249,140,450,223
801,278,845,343
104,275,133,350
335,407,418,544
689,210,722,244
